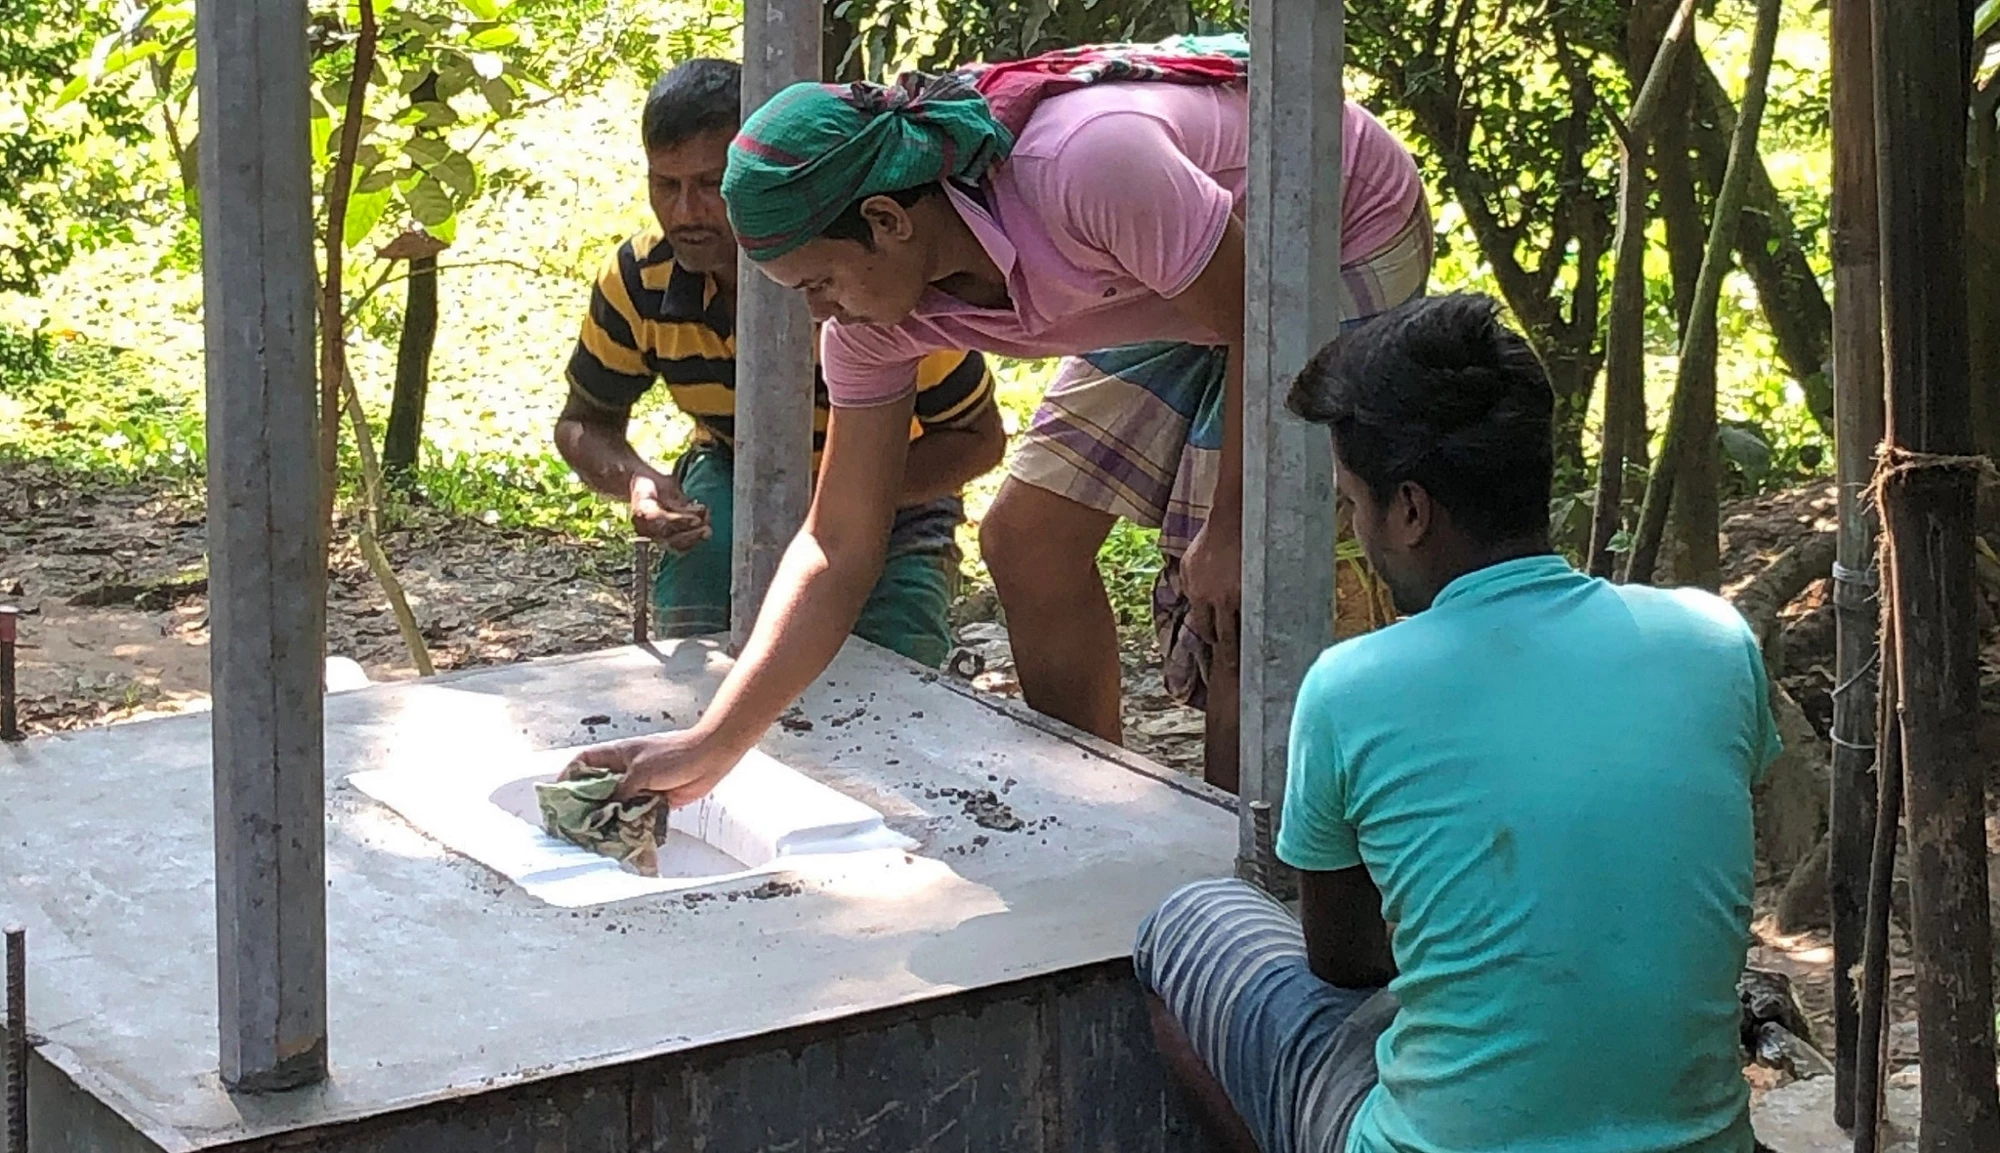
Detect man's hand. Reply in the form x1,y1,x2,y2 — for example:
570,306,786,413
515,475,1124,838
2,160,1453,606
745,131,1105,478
561,729,743,808
629,473,711,554
1179,512,1243,646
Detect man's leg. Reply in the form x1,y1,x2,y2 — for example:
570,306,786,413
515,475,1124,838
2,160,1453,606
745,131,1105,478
651,447,734,639
1135,879,1392,1153
980,477,1123,744
851,549,958,669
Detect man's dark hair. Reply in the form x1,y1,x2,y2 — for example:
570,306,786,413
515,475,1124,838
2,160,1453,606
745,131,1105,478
1287,293,1555,544
819,183,942,248
642,58,741,152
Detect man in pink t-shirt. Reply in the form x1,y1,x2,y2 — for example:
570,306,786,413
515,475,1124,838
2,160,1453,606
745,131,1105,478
567,39,1430,807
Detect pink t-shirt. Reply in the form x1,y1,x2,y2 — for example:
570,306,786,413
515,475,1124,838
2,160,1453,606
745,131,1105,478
821,81,1422,407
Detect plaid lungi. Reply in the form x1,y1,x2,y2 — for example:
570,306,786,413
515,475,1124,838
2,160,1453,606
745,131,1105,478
1008,200,1434,708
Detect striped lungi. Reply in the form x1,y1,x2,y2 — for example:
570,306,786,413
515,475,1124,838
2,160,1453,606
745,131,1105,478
1008,200,1434,709
1135,879,1398,1153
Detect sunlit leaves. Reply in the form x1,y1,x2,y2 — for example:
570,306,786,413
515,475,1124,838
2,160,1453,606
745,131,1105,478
482,76,515,117
468,26,521,49
403,172,455,227
345,186,394,248
43,0,583,256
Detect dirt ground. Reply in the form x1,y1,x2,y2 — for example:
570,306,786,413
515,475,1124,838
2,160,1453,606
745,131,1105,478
0,458,1218,762
3,460,1989,1079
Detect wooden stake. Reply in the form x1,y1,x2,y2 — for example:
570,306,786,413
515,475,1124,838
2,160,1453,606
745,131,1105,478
1871,0,1999,1147
1828,0,1885,1125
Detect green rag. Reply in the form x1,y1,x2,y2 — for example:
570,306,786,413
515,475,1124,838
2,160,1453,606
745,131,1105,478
536,766,662,875
724,72,1013,263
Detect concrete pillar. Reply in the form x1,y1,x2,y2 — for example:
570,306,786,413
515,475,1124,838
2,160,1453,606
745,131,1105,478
730,0,822,653
194,0,329,1091
1239,0,1345,872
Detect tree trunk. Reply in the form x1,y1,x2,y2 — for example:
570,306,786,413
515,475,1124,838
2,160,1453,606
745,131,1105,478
1627,0,1706,341
822,4,860,83
1594,0,1700,576
1590,148,1651,578
1625,0,1782,589
1827,0,1886,1126
1669,353,1722,589
1690,57,1836,429
382,253,438,480
1545,349,1599,485
1656,115,1705,342
1968,78,2000,461
1874,0,2000,1146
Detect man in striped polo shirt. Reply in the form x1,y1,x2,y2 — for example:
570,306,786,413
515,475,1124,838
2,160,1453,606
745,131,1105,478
555,58,1002,667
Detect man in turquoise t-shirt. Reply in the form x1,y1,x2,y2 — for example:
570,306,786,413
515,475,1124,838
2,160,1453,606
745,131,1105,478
1135,294,1779,1153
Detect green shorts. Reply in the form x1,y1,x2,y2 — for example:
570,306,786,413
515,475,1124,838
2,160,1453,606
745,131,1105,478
651,445,961,669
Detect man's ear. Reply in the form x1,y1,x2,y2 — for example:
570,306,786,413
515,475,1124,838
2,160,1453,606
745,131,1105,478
860,195,916,244
1395,480,1436,548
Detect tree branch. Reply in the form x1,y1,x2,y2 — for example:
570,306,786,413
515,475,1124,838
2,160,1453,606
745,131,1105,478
1690,55,1835,428
1626,0,1784,585
1627,0,1699,131
318,0,379,532
341,257,559,323
1589,0,1699,576
338,370,434,677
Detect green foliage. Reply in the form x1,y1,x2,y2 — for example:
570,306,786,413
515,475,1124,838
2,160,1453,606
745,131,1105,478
0,318,55,383
1350,0,1625,477
55,0,665,258
829,0,1240,81
6,0,1845,624
0,0,149,294
1096,520,1164,628
402,444,629,538
0,329,205,481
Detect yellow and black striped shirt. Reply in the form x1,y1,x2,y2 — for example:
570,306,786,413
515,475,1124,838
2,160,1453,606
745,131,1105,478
567,229,994,467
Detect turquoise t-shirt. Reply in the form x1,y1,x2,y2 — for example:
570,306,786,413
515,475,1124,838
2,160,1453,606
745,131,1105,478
1277,555,1778,1153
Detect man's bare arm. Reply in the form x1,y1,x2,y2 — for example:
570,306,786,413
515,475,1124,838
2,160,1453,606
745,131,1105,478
554,384,667,498
692,399,915,757
1164,215,1248,642
1299,866,1397,989
899,400,1006,505
553,383,707,548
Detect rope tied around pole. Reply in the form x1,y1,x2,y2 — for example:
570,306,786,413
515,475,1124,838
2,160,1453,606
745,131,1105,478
1864,444,2000,512
1830,560,1879,613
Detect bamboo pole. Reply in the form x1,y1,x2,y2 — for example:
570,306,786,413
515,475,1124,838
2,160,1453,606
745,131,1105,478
1870,0,2000,1148
1827,0,1886,1125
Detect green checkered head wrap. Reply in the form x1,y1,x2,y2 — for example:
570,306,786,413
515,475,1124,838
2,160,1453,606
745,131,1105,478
725,73,1014,262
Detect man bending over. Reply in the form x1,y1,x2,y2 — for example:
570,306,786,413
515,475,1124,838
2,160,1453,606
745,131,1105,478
1136,294,1776,1153
555,58,1003,667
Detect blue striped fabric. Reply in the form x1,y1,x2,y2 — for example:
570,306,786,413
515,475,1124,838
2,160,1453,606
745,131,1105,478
1135,879,1396,1153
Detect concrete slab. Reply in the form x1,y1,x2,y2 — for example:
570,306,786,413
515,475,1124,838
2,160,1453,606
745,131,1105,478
0,639,1236,1150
